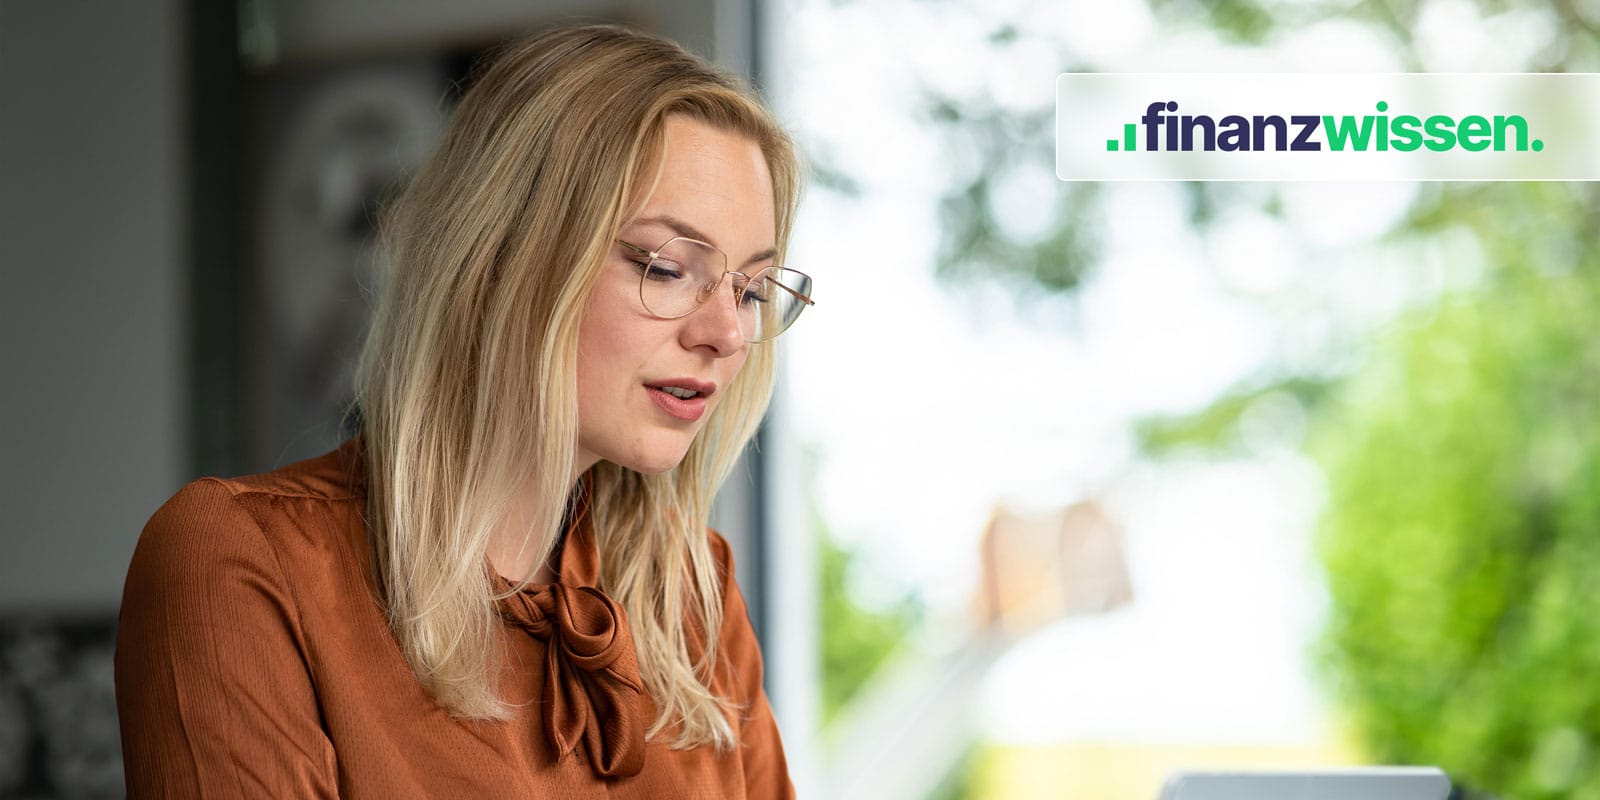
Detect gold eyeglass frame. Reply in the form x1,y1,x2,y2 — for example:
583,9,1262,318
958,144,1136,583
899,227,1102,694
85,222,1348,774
615,236,816,342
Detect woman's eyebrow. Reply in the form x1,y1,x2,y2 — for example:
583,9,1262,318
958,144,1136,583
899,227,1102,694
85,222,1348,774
631,214,777,266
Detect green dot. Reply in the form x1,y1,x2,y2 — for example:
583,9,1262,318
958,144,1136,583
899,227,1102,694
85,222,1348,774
1376,100,1388,112
1106,138,1119,151
1532,139,1544,152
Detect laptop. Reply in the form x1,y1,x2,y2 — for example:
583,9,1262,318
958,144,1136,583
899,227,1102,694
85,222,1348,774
1159,767,1451,800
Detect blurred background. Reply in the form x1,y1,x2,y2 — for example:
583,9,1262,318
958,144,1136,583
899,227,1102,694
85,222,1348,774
5,0,1600,798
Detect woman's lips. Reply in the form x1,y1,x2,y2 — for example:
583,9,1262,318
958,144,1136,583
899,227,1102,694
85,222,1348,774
646,385,707,421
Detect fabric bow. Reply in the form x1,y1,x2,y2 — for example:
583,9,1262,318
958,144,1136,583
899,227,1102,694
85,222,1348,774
499,581,647,778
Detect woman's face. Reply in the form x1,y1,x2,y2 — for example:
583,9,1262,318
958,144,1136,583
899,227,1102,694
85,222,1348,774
575,116,777,475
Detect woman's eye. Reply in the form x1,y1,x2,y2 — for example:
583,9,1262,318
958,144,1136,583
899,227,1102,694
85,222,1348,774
638,260,684,281
738,283,770,306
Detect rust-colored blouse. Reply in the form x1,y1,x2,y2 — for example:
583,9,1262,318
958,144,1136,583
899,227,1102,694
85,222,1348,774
114,438,794,798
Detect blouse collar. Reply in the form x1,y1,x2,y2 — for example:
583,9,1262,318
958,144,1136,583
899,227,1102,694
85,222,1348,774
490,480,648,779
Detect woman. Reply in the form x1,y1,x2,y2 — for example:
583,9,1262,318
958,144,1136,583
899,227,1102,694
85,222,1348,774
114,23,812,798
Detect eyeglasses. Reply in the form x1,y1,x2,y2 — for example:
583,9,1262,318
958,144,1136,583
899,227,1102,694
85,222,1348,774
615,236,815,343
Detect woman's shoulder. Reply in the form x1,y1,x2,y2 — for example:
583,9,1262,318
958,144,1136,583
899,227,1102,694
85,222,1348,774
130,439,369,601
190,437,366,503
144,438,364,535
116,442,378,795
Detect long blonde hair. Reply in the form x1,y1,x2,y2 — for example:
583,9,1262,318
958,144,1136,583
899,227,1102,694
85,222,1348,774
351,23,801,751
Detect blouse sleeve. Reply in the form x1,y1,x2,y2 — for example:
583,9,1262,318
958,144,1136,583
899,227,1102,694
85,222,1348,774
115,478,340,798
708,530,797,799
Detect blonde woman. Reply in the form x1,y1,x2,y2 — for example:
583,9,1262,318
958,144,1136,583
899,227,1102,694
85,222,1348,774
114,23,812,798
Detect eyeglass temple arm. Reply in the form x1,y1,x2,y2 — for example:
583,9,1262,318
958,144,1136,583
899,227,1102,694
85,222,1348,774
773,280,815,306
616,239,654,258
742,271,815,306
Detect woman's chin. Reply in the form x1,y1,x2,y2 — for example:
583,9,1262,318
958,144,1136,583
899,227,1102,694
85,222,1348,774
627,460,680,476
611,445,693,475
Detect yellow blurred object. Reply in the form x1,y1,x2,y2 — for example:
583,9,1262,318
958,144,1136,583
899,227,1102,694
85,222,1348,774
970,737,1367,800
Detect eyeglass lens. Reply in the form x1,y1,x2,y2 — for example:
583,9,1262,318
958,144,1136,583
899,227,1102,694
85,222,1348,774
639,237,811,342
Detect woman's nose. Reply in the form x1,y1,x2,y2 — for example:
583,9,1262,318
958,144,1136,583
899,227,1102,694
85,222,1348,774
680,282,746,357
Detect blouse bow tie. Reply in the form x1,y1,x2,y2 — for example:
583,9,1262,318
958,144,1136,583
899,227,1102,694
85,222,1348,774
498,581,647,778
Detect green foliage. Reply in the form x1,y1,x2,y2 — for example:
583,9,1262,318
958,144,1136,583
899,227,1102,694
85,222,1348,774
817,0,1600,793
1312,185,1600,800
1123,182,1600,799
817,526,922,726
926,100,1099,297
900,0,1600,307
1134,375,1335,457
1147,0,1276,44
923,742,980,800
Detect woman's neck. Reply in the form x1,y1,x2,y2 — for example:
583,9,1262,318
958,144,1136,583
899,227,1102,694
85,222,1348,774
487,458,597,584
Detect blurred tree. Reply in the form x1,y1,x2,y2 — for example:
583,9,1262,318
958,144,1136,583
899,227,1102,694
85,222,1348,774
799,442,922,727
1124,181,1600,800
885,0,1600,796
1310,182,1600,800
817,520,922,726
803,0,1600,793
